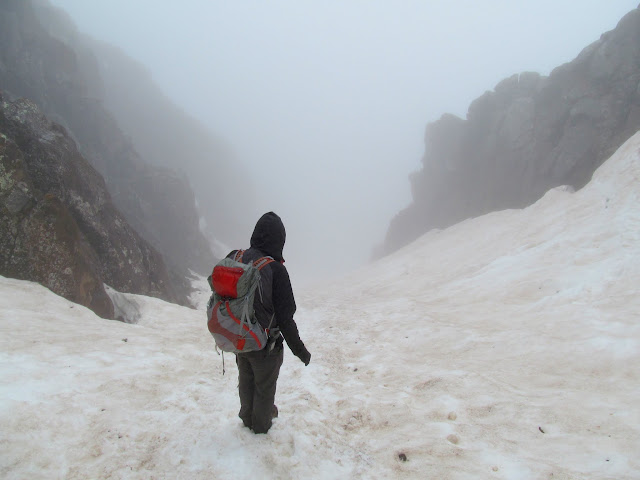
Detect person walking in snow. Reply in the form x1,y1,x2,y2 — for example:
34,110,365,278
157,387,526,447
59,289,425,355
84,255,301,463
227,212,311,434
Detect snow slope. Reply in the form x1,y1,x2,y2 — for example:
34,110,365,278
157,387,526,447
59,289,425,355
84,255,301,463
2,132,640,479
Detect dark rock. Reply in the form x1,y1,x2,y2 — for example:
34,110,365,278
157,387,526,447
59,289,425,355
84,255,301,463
0,0,217,303
0,93,176,317
379,6,640,256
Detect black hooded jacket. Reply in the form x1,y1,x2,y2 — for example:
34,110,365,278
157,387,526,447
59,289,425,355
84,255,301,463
228,212,310,365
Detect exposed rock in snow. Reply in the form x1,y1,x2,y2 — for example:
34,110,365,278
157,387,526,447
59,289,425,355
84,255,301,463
0,93,175,318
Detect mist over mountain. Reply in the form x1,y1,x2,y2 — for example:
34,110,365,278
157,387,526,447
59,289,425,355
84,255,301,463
37,3,258,250
379,6,640,257
0,0,256,306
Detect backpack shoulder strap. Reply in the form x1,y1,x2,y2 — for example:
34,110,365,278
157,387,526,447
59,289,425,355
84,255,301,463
233,249,245,262
253,256,275,270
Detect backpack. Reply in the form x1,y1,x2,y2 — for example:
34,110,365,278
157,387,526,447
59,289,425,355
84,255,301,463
206,250,275,353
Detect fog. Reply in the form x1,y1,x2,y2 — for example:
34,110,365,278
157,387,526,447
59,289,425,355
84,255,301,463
49,0,638,286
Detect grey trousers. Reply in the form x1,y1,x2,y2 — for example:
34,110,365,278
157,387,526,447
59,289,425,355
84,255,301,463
236,347,284,433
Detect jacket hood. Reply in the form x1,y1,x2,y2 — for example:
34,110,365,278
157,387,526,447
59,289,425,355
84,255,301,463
250,212,286,262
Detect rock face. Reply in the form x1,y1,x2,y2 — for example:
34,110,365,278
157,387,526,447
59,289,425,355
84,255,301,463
0,93,176,317
30,0,255,250
0,0,216,302
380,7,640,256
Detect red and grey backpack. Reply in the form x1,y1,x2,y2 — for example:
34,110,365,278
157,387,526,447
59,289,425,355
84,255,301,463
206,250,275,353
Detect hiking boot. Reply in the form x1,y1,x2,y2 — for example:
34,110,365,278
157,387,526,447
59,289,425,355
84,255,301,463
272,405,279,419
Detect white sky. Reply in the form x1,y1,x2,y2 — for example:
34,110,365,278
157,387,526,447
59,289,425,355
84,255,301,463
49,0,639,285
2,131,639,478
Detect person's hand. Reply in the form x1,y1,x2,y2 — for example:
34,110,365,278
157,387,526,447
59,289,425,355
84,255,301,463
302,351,311,366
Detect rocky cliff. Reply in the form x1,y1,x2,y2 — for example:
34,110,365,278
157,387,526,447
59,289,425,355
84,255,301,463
0,93,175,318
31,0,256,250
0,0,216,303
380,7,640,256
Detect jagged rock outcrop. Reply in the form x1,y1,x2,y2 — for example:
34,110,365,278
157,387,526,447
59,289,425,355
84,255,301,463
380,7,640,256
0,0,216,301
0,93,176,317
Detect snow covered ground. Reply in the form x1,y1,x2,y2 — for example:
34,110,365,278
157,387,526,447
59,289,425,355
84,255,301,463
2,132,640,479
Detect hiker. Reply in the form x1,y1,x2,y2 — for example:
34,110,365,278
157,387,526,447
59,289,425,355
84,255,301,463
226,212,311,434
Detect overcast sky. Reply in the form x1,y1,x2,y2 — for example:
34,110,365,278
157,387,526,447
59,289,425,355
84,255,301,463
49,0,638,285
